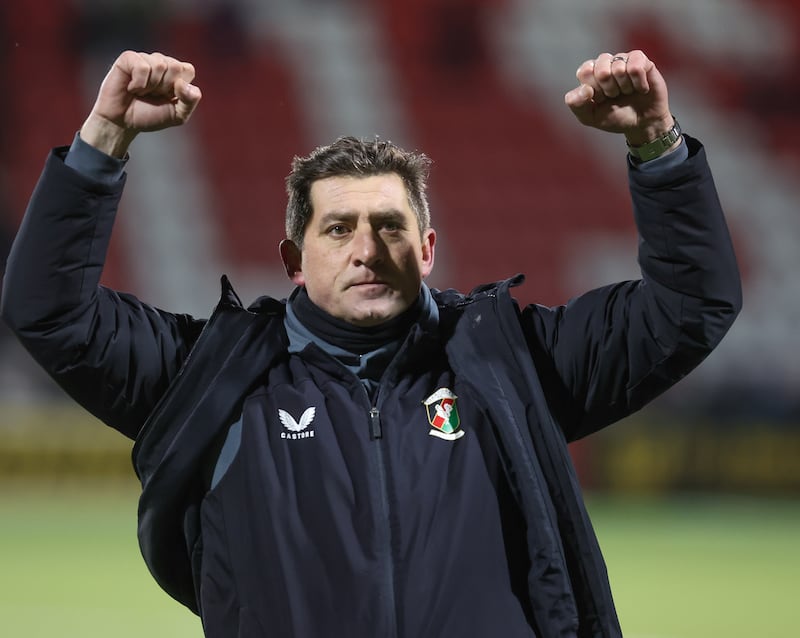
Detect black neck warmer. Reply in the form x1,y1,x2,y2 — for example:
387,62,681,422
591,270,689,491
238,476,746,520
292,287,424,355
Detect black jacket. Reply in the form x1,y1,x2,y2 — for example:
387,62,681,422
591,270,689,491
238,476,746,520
1,137,741,637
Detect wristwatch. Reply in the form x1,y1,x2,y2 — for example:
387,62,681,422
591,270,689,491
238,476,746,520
626,119,682,161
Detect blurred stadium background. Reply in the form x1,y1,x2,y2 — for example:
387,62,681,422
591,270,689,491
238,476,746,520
1,1,799,636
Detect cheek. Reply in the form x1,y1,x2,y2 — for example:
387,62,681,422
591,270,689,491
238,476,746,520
399,247,425,274
302,251,340,288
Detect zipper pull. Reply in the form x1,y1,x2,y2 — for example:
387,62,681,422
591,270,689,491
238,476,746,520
369,407,382,439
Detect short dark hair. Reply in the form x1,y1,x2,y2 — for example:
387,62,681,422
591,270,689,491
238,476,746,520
285,136,432,246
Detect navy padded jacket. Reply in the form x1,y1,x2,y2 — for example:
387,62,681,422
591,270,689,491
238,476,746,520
1,137,741,636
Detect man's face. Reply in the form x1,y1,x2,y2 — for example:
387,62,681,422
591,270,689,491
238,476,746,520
280,173,436,326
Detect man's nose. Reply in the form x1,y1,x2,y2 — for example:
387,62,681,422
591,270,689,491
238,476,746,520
352,227,383,266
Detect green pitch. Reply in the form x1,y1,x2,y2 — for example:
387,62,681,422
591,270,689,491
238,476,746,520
0,481,201,638
590,494,800,637
0,482,797,637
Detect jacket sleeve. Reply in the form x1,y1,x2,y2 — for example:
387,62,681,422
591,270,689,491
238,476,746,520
520,136,742,441
0,148,205,440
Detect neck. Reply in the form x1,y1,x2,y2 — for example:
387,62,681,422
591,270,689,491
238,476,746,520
291,288,424,355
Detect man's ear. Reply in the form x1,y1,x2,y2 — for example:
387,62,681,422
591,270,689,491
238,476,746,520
279,239,305,286
420,228,436,279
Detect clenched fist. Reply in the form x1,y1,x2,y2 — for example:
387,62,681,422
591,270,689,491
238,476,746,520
80,51,202,158
564,49,676,149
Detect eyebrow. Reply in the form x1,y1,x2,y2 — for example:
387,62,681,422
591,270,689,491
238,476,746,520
316,209,407,227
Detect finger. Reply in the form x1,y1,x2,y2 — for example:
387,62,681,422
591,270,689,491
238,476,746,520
126,53,161,95
173,78,202,123
575,58,595,84
610,53,635,96
576,58,606,105
625,49,654,94
160,57,194,98
564,84,595,125
120,51,152,94
564,83,592,109
142,52,170,94
594,52,623,99
180,61,196,85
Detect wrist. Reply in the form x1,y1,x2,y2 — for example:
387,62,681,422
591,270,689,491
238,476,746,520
626,117,682,162
79,113,137,159
624,114,676,147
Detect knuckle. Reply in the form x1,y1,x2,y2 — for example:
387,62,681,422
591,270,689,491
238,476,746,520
147,52,168,69
181,63,196,83
165,56,183,72
611,66,628,81
594,66,613,83
628,50,649,69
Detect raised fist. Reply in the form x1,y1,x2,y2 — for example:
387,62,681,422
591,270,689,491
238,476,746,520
81,51,202,157
564,49,674,147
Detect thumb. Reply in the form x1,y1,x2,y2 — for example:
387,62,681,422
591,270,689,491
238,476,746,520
564,84,596,126
174,79,202,123
564,84,594,110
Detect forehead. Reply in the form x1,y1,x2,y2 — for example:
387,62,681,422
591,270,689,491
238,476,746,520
308,173,412,217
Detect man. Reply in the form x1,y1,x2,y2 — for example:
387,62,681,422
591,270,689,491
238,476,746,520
0,50,741,637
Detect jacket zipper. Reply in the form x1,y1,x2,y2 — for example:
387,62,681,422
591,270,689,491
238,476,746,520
365,390,399,637
369,407,382,439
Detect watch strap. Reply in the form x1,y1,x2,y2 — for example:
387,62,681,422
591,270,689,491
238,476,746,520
626,119,682,161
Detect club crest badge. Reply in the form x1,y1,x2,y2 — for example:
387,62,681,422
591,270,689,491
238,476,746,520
423,388,465,440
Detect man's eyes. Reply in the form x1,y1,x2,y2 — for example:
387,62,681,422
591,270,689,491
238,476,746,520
327,224,350,236
379,220,404,232
325,222,403,235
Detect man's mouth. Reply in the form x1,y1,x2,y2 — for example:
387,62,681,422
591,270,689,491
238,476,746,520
349,281,391,295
